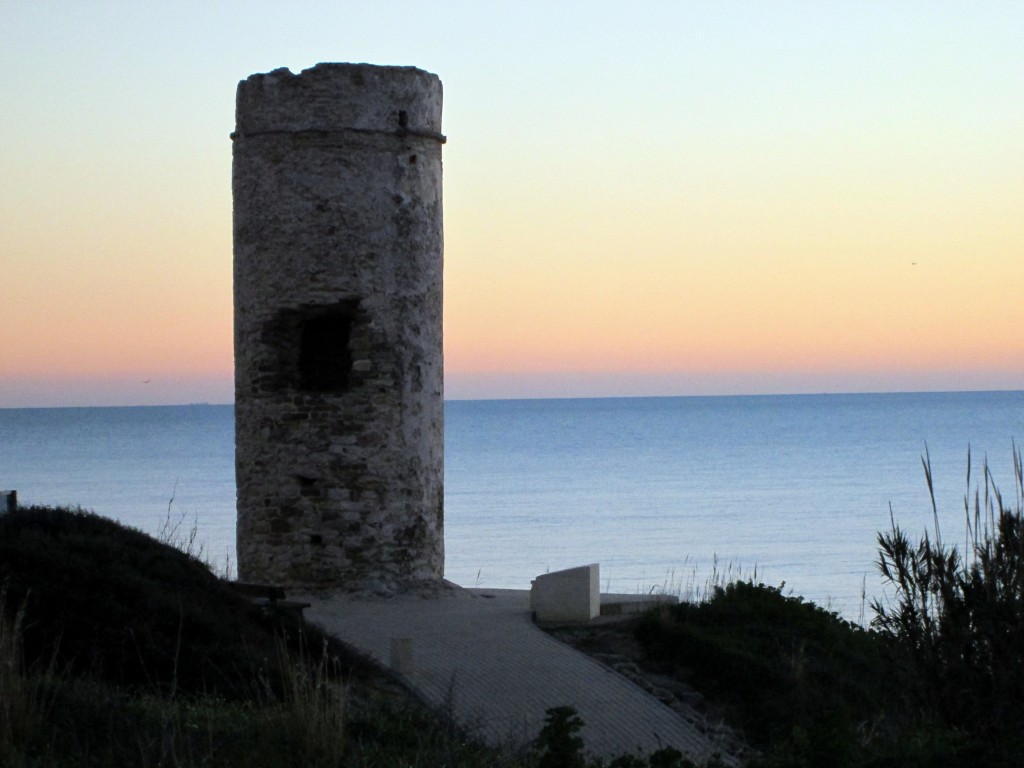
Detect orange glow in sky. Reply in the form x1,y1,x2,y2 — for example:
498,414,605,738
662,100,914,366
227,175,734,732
1,2,1022,406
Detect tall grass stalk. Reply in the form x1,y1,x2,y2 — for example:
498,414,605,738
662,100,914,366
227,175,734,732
156,482,205,562
266,634,347,765
645,555,763,604
156,485,235,579
0,587,59,763
0,587,28,751
872,445,1024,736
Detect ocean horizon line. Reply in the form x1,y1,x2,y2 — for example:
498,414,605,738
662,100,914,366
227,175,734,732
2,386,1023,411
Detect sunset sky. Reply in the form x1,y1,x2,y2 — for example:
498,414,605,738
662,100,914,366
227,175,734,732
2,1,1022,407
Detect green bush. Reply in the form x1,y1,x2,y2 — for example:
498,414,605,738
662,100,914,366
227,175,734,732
536,706,587,768
635,580,889,764
872,447,1024,760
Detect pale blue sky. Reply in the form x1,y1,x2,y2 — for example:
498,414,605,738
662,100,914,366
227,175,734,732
2,1,1022,406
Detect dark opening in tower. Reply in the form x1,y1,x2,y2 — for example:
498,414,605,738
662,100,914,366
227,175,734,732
299,312,353,391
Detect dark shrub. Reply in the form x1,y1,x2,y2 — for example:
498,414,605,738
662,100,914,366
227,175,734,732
872,447,1024,759
635,580,889,763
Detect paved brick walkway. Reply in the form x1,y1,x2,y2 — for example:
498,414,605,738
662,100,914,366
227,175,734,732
303,585,732,764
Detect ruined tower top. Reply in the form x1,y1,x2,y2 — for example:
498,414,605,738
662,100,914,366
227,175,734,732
234,63,443,138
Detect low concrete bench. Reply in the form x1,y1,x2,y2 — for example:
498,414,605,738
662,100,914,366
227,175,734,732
530,563,600,623
227,581,311,621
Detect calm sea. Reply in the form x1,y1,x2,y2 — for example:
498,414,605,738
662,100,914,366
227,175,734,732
2,391,1022,618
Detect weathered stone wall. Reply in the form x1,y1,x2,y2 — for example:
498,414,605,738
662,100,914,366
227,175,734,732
232,63,444,593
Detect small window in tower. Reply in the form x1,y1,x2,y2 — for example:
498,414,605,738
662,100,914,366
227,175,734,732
298,313,353,391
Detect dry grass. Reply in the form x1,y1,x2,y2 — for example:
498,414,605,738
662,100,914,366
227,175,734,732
0,506,516,767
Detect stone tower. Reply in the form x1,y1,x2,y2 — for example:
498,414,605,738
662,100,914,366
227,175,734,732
232,63,444,592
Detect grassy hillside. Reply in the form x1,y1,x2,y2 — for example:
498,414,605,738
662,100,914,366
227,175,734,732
0,505,505,767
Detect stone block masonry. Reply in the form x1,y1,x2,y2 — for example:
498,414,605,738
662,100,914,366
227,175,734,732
232,63,445,593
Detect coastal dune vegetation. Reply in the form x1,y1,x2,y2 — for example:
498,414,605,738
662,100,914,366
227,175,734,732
1,448,1022,766
0,507,501,767
629,448,1024,766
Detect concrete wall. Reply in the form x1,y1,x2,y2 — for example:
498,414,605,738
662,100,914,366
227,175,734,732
232,63,445,593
